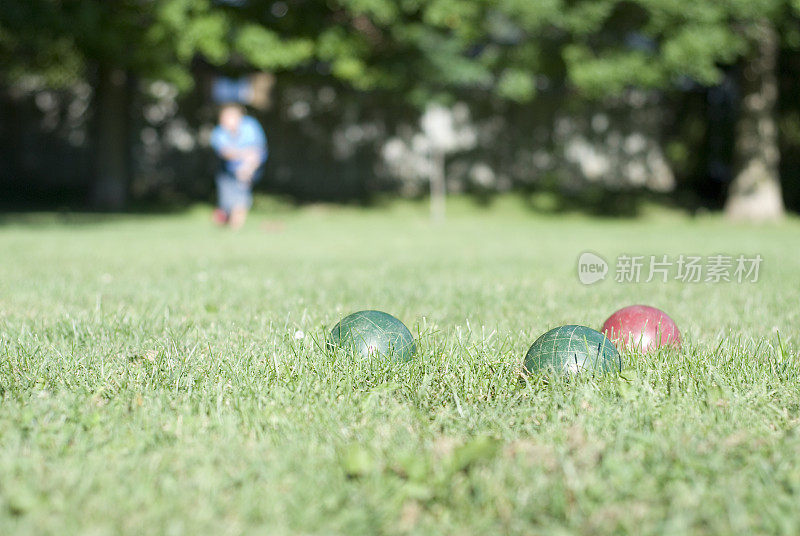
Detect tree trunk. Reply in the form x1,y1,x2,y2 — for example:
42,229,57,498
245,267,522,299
725,20,784,222
90,65,131,210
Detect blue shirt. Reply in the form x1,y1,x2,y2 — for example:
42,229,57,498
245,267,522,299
210,116,268,175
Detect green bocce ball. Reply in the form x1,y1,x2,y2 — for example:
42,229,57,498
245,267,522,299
329,310,416,362
524,325,621,377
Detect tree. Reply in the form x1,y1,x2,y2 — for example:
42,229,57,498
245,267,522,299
4,0,799,215
365,0,800,219
518,0,800,220
0,0,501,208
724,20,783,221
297,0,800,219
0,0,316,209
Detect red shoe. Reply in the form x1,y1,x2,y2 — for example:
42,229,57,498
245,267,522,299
212,209,228,225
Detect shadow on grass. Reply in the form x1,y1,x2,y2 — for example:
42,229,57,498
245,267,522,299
0,184,701,227
516,186,697,218
0,192,196,227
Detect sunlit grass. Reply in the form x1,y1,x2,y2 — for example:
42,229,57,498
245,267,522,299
1,200,799,534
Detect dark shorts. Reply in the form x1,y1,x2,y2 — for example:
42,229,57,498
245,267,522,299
215,173,253,213
215,159,265,213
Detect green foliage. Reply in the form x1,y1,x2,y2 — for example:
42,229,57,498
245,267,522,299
170,10,230,64
316,27,380,89
0,1,85,86
483,0,800,98
0,0,325,89
660,25,745,85
335,0,399,25
563,46,664,96
236,25,314,70
496,0,564,30
2,0,799,101
422,0,483,35
554,0,794,96
560,0,616,35
410,28,494,88
496,68,537,102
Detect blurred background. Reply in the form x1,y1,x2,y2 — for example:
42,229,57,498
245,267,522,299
1,0,799,220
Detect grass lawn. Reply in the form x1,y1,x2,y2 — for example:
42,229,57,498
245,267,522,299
1,198,799,535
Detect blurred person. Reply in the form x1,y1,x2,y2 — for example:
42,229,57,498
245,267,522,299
210,103,268,229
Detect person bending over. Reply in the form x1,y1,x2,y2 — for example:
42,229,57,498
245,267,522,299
210,103,268,229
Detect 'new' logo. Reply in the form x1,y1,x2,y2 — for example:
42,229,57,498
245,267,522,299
577,252,608,285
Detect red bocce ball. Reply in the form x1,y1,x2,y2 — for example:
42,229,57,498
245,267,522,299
601,305,681,352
